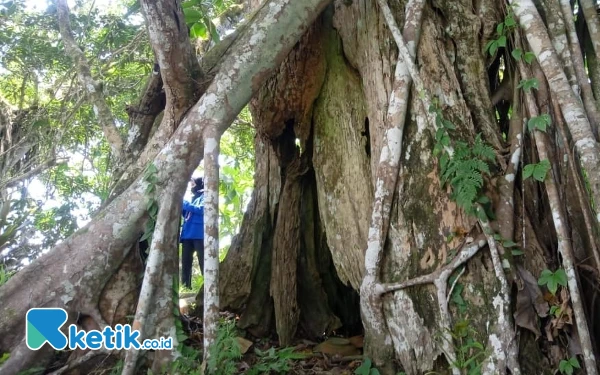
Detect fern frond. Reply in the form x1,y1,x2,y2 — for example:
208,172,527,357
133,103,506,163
473,134,496,161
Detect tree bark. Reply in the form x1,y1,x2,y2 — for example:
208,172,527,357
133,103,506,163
202,129,220,363
217,10,363,343
511,0,600,227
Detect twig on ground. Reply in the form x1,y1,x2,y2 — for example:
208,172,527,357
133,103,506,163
49,349,110,375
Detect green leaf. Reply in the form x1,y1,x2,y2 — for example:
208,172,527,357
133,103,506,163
569,357,580,369
476,206,488,221
523,164,535,180
146,199,155,211
497,35,507,48
435,128,445,142
183,8,203,24
511,249,524,256
547,278,558,295
442,119,456,130
147,163,158,175
554,268,568,287
149,203,158,217
190,22,207,39
511,48,522,61
477,195,490,204
505,15,517,27
204,17,220,43
538,269,565,295
177,333,188,342
533,159,551,181
527,114,551,132
496,22,505,36
559,359,574,375
436,113,443,127
0,353,10,365
355,359,372,375
440,153,450,173
488,40,498,56
503,240,517,247
524,51,536,64
140,230,152,242
145,182,156,195
453,320,470,338
15,367,45,375
517,78,539,92
181,0,198,8
523,159,551,182
441,134,450,146
538,269,553,286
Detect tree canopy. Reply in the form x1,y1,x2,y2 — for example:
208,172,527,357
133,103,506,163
0,0,254,272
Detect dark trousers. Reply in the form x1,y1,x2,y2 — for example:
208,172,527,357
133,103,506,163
181,239,204,289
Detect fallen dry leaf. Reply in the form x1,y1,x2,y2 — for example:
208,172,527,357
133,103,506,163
235,337,253,354
348,335,364,348
314,338,361,356
514,266,549,337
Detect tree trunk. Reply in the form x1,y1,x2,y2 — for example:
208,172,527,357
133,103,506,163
218,15,363,342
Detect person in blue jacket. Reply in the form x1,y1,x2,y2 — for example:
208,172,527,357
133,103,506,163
180,177,204,289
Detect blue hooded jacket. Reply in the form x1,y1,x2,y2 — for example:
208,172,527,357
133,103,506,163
180,194,204,241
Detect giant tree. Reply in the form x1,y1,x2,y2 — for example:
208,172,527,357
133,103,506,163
2,0,600,374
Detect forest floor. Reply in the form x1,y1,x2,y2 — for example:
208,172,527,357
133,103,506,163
42,307,367,375
180,311,367,375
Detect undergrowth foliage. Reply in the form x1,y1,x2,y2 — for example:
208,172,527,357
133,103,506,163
202,319,308,375
246,346,307,375
446,320,488,375
207,320,242,375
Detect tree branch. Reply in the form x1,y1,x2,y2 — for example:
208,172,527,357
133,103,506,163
519,62,599,374
380,237,486,294
123,72,165,159
580,0,600,112
511,0,600,231
139,0,203,117
380,236,487,375
360,0,425,371
550,92,600,272
0,157,67,189
48,349,109,375
109,11,248,202
122,185,183,375
202,129,220,364
477,207,520,375
494,74,522,249
559,0,600,139
56,0,124,159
